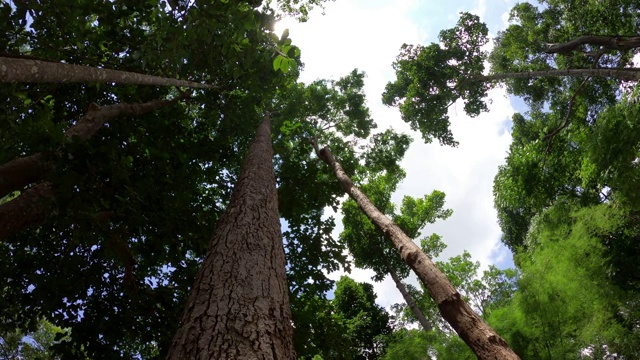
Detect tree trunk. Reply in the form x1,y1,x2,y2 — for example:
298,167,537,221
0,96,185,200
0,56,217,88
545,35,640,54
387,266,432,331
316,146,519,360
472,68,640,82
0,182,54,239
166,115,295,359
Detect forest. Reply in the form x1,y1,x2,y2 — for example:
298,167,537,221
0,0,639,359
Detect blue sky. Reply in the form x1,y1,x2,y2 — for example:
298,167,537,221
276,0,522,308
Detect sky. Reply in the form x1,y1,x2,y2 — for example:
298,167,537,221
275,0,524,308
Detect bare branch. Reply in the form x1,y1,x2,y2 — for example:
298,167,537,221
0,57,218,89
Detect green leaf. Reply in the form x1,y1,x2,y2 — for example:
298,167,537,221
273,55,285,71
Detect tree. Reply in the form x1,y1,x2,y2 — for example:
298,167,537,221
479,3,640,357
166,114,295,358
289,276,391,360
0,94,190,237
489,1,639,107
384,6,640,146
0,318,69,360
340,155,452,332
386,241,518,360
382,328,433,360
1,0,344,357
313,145,519,360
382,13,490,146
332,276,391,360
488,201,640,359
494,83,640,250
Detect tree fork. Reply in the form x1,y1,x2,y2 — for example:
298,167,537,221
316,145,519,360
167,114,295,359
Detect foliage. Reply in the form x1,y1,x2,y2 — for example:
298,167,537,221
494,91,640,251
333,276,391,360
294,276,391,360
339,132,451,282
0,0,371,358
489,0,640,249
404,251,518,327
486,2,640,358
0,318,69,360
341,184,452,282
382,12,490,146
488,202,640,359
387,238,518,358
489,0,639,107
382,329,433,360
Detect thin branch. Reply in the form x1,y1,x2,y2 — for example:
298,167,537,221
542,51,605,155
542,77,589,145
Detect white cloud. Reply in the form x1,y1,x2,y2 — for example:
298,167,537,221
471,0,487,19
501,9,511,28
282,0,518,309
276,0,421,86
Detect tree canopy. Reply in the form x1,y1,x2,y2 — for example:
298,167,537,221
3,0,640,358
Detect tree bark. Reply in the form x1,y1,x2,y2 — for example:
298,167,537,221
0,182,54,239
387,266,432,331
316,146,519,360
0,96,185,200
166,115,295,359
471,68,640,82
0,57,217,88
545,35,640,54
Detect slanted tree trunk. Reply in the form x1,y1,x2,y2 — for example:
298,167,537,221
316,145,519,360
0,96,186,200
471,68,640,82
545,35,640,54
0,56,217,88
387,266,432,331
166,114,295,359
0,182,53,239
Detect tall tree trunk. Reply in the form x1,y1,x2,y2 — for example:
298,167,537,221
387,266,432,331
471,68,640,82
316,146,519,360
545,35,640,54
0,96,185,200
0,57,217,88
167,115,295,359
0,182,53,239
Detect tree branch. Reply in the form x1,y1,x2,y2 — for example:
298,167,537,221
545,35,640,54
0,57,218,89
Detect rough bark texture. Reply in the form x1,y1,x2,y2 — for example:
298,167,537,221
545,35,640,54
0,56,216,88
0,182,54,239
166,115,295,360
473,68,640,82
388,266,432,331
0,97,182,200
317,146,519,360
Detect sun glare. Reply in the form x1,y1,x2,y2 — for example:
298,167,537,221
273,17,297,39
